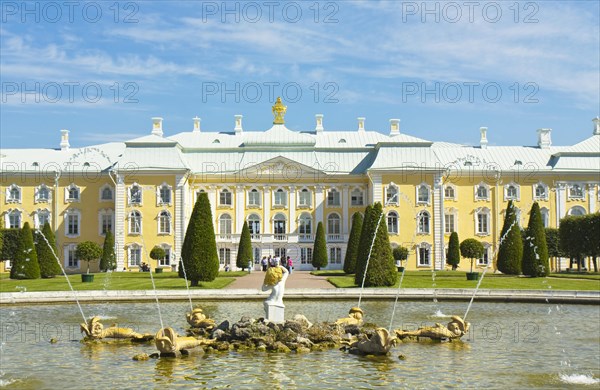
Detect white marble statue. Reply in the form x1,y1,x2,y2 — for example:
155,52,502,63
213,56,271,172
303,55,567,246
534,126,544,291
261,260,289,322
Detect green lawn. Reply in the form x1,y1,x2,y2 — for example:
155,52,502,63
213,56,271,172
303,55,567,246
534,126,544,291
323,271,600,291
0,271,242,293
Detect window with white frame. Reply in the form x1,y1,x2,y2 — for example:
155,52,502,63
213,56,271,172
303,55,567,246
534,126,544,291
274,247,286,259
417,184,430,204
387,211,398,234
6,184,21,203
327,188,340,206
476,208,490,235
327,213,341,236
219,214,232,237
329,247,342,264
66,184,80,202
568,184,584,199
444,213,455,234
298,213,312,237
274,188,287,207
219,188,232,206
100,185,114,201
568,206,586,216
65,209,80,237
248,188,261,207
477,244,491,266
128,245,141,267
6,209,21,229
158,184,172,205
35,209,51,229
300,247,313,264
386,183,399,204
298,188,311,207
540,207,550,228
35,184,51,203
475,183,489,200
444,185,456,200
158,211,171,234
248,214,261,237
351,188,364,206
64,244,79,268
129,184,141,204
219,248,231,266
417,211,430,234
417,244,431,266
98,209,113,235
505,183,520,201
158,245,171,267
273,213,286,235
534,183,548,200
129,211,142,234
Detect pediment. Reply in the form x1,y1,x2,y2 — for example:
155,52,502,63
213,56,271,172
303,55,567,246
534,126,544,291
236,156,326,179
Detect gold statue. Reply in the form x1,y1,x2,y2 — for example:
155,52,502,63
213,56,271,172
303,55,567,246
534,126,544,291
155,327,214,354
272,97,287,124
80,316,153,341
186,308,216,330
335,307,364,326
344,328,398,355
395,315,470,341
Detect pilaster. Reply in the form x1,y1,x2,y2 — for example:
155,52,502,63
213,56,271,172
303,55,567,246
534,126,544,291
432,174,444,270
114,174,125,270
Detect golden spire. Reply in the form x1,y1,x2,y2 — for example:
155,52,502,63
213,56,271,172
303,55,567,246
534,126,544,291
272,97,287,125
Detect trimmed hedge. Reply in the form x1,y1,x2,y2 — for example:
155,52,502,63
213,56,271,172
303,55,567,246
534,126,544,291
343,212,363,274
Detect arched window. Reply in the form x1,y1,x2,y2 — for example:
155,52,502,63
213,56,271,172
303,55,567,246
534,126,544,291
128,244,141,267
475,208,490,235
569,184,584,199
475,184,489,200
274,188,287,207
386,183,399,204
35,209,51,229
298,212,312,239
158,244,172,267
351,188,364,206
6,209,21,229
417,184,430,204
273,213,286,239
129,211,142,234
505,183,519,201
219,188,232,206
477,243,491,266
219,214,232,237
298,188,311,207
568,206,586,216
327,213,341,238
248,214,261,238
444,185,455,200
248,188,261,207
129,184,141,204
534,183,547,200
417,211,430,234
6,184,21,203
327,188,340,206
100,185,113,201
36,184,50,203
387,211,398,234
540,207,550,227
158,211,171,234
158,184,172,205
417,243,431,266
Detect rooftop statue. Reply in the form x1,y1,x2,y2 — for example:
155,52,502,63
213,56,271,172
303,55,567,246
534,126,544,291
335,307,364,326
272,97,287,124
395,315,470,341
80,316,153,341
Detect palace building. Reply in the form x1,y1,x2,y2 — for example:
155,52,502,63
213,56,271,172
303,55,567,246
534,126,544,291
1,99,599,273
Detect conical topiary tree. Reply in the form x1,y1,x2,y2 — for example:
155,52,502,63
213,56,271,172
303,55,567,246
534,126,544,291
11,222,41,279
522,202,549,277
343,212,363,274
312,222,328,270
446,232,460,270
236,221,253,271
362,213,397,287
355,203,383,286
100,231,117,272
181,192,219,285
36,222,61,278
497,200,523,275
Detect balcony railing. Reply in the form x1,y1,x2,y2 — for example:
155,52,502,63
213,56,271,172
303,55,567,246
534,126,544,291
273,234,287,241
219,234,232,240
327,234,343,242
298,234,313,242
250,234,261,241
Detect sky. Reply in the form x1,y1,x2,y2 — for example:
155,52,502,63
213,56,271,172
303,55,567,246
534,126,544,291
1,0,599,149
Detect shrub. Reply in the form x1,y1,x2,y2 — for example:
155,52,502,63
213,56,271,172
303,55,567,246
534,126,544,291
36,222,61,278
100,231,117,272
446,232,460,270
362,213,397,287
75,241,102,274
343,212,363,274
11,222,40,280
522,202,549,277
149,246,166,263
354,203,382,286
460,238,485,273
236,221,253,270
497,200,523,275
392,246,409,264
2,229,21,264
312,222,327,270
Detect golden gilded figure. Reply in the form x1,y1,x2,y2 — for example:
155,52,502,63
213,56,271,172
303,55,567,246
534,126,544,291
272,97,287,124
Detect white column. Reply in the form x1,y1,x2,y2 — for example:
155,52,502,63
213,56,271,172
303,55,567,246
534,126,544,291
114,174,126,270
315,185,324,225
342,185,349,235
588,184,596,213
556,183,566,226
263,186,271,234
432,174,444,270
235,185,244,234
175,175,187,264
288,186,296,233
208,185,217,227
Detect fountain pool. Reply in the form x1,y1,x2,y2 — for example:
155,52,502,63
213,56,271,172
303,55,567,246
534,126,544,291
0,300,598,389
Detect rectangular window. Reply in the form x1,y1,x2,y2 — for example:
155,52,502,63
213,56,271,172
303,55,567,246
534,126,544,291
248,190,261,206
159,248,171,267
351,190,363,206
327,190,340,206
219,248,231,266
101,214,112,235
418,247,430,266
160,187,171,204
477,248,489,266
8,213,20,229
477,213,489,234
300,247,312,264
298,190,311,207
220,190,232,205
444,214,455,234
37,212,50,228
329,247,342,264
68,187,79,201
274,247,286,259
274,190,287,206
67,213,79,236
66,245,79,268
129,248,141,267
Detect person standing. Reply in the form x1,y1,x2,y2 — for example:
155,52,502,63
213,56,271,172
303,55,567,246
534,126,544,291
261,256,268,272
287,256,293,275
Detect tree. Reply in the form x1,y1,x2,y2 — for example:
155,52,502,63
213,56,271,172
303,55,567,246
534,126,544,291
583,213,599,272
181,192,219,285
10,223,40,279
149,246,166,268
100,231,117,272
76,241,102,274
545,228,562,271
497,200,523,275
522,202,549,277
3,229,21,266
312,222,327,270
343,212,363,274
392,246,409,267
354,203,382,286
361,213,397,287
236,221,253,270
36,222,61,278
460,238,485,273
446,232,460,270
559,216,585,271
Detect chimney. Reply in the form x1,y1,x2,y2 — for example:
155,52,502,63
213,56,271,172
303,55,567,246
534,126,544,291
480,127,488,149
593,117,600,135
60,129,70,151
537,128,552,149
151,117,163,137
357,117,365,132
234,115,243,134
389,119,400,136
193,116,201,133
315,114,324,133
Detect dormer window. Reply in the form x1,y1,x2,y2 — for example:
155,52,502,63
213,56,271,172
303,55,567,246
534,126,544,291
213,139,220,144
338,138,347,143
